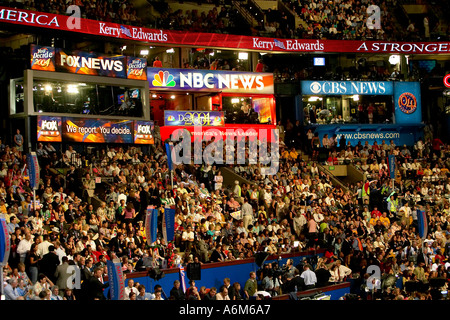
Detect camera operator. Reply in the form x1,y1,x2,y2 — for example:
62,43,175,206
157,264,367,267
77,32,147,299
261,269,281,296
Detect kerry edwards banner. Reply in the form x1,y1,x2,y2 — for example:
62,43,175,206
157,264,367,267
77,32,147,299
1,7,447,54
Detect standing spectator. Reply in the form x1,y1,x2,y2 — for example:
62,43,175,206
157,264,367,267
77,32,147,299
153,56,163,68
14,129,24,152
87,267,109,300
255,59,264,72
300,264,317,289
243,271,257,299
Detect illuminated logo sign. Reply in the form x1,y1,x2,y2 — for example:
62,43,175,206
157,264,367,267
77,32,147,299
134,121,154,144
127,57,147,80
152,70,176,87
41,120,58,131
309,82,322,94
398,92,417,114
30,45,147,80
444,74,450,88
164,111,225,126
303,81,393,95
37,116,62,142
148,68,274,94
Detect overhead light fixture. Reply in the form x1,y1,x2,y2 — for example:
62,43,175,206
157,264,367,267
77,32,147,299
308,96,320,102
166,48,175,53
120,45,127,51
152,94,157,98
44,85,52,91
67,84,79,94
352,95,360,101
231,98,240,103
170,95,175,99
238,52,248,60
140,49,149,55
389,55,400,65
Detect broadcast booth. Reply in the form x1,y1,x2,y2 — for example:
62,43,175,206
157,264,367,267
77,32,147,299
147,67,277,143
10,44,154,152
300,80,424,147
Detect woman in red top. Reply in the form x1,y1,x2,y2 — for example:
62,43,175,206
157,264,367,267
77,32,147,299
153,56,162,68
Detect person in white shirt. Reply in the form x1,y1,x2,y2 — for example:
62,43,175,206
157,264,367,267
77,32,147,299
300,264,317,289
17,232,34,263
124,279,139,300
65,145,77,163
329,260,352,283
37,234,52,258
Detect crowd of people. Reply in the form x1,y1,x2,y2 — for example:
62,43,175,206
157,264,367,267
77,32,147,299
1,117,450,301
156,5,244,35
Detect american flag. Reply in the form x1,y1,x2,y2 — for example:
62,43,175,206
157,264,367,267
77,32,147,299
120,25,132,38
179,265,187,293
273,39,286,50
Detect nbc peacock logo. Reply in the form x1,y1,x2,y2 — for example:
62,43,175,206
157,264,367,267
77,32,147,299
152,70,176,87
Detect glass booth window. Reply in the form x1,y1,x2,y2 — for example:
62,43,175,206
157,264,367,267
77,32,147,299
222,96,274,125
303,95,393,125
33,80,143,117
14,80,24,114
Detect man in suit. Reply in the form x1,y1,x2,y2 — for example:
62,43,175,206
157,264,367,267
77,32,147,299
169,280,186,300
39,245,61,284
54,256,73,294
87,267,109,300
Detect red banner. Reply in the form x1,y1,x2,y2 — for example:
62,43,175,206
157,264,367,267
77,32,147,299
1,7,450,54
160,124,277,142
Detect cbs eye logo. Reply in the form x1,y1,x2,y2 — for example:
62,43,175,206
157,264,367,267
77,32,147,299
398,92,417,114
310,82,322,94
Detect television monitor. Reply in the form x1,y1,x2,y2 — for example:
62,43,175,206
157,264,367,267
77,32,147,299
314,57,326,66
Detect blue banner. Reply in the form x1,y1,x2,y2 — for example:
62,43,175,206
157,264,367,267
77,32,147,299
388,154,396,179
165,142,174,171
417,210,427,239
145,207,158,245
301,80,393,95
106,260,125,300
163,208,175,243
394,82,422,124
27,152,40,190
0,217,11,266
